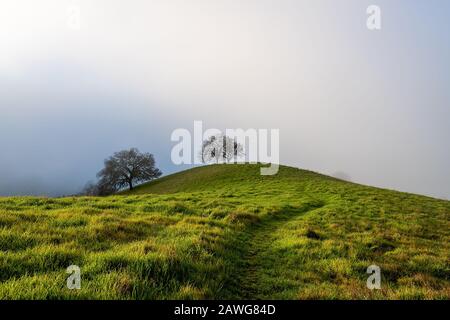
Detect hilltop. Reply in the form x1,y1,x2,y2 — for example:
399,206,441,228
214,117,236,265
0,164,448,299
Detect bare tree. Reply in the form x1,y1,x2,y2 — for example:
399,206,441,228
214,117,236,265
95,148,162,193
81,181,98,196
81,180,116,196
200,134,244,164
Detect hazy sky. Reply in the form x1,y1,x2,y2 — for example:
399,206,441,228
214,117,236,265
0,0,449,199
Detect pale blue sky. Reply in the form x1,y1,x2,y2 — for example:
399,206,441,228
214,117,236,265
0,0,449,199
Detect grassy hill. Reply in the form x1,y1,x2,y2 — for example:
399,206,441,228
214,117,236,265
0,164,448,299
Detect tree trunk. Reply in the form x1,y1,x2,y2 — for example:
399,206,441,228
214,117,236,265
129,181,133,190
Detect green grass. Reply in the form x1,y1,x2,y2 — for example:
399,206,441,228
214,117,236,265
0,164,449,299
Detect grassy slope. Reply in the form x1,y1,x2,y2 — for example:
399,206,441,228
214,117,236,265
0,164,449,299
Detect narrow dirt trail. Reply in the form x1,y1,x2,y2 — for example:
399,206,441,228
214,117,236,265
234,204,323,299
238,221,281,299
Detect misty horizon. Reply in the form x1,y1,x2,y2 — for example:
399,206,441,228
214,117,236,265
1,0,449,200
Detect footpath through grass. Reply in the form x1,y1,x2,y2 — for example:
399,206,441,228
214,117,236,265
0,164,449,299
231,202,325,299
